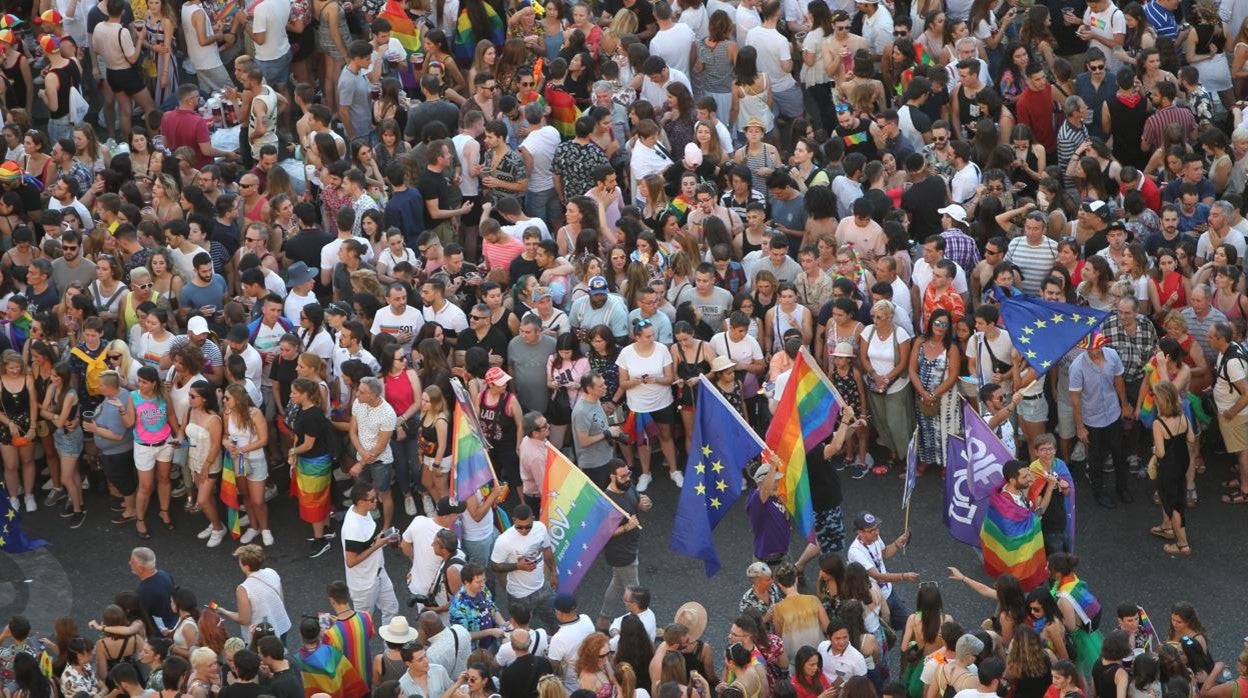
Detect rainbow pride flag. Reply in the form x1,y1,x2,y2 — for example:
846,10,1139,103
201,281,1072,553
322,611,376,688
452,4,504,64
764,349,841,539
380,0,421,56
540,444,625,592
544,83,581,140
1053,573,1102,627
293,642,368,698
220,454,243,539
982,486,1047,590
451,383,496,503
293,453,332,524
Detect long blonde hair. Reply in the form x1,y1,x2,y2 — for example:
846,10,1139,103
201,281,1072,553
106,340,135,382
223,384,254,430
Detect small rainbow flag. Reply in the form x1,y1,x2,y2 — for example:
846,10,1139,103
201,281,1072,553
220,454,243,539
541,444,626,592
450,379,496,503
1138,606,1161,650
915,42,937,66
981,487,1047,590
1053,573,1102,627
764,348,841,539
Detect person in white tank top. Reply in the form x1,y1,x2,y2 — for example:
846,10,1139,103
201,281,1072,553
452,115,484,198
219,544,292,642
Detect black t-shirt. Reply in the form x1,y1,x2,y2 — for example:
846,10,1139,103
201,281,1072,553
1082,227,1109,259
270,355,298,408
500,655,554,698
137,570,177,629
14,182,40,214
1045,0,1089,56
457,326,510,363
604,0,654,31
1041,482,1067,534
211,220,241,259
919,87,950,125
220,683,266,698
902,175,949,241
418,170,453,210
284,228,335,298
262,669,304,698
508,255,540,285
602,486,641,566
292,405,332,458
862,187,894,224
87,2,134,35
807,436,843,511
26,284,59,314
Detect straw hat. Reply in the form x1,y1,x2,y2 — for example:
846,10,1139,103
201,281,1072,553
673,602,708,642
378,616,419,644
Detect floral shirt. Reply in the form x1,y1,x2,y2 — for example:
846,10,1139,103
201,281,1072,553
1,641,39,690
447,588,500,648
61,664,97,698
551,140,610,203
739,583,782,621
479,148,527,207
1185,87,1214,124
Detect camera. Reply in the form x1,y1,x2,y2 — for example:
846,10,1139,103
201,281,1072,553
407,594,434,608
607,430,631,446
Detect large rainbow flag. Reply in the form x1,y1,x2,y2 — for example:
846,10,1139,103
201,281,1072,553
292,642,368,698
764,348,841,539
379,0,421,59
540,444,626,592
450,379,496,503
220,454,243,539
981,486,1047,590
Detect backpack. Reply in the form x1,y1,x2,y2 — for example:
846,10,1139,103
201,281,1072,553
1216,343,1247,396
71,346,109,396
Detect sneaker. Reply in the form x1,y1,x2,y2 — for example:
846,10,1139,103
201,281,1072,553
850,465,869,480
81,475,90,491
239,528,260,544
206,528,226,548
261,530,274,546
23,494,36,512
404,495,417,516
68,511,86,529
264,483,278,502
7,496,17,510
197,524,216,540
170,482,189,499
671,470,684,488
421,494,435,516
44,488,66,507
637,473,653,493
59,500,75,518
1127,454,1142,471
307,538,332,558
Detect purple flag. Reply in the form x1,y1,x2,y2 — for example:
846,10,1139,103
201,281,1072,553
962,400,1010,501
901,429,918,509
943,436,986,547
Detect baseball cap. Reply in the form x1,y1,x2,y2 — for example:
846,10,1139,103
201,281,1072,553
937,204,968,225
588,276,609,296
552,593,578,613
853,511,881,530
684,142,703,167
485,367,512,387
434,496,466,516
532,287,552,302
326,301,352,317
1081,200,1110,219
187,316,209,335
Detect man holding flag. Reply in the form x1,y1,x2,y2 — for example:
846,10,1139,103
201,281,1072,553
981,460,1053,591
847,512,916,629
597,459,652,631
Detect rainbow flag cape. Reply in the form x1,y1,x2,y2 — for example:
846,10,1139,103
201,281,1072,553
981,486,1047,591
452,4,504,64
220,454,243,539
380,0,421,56
322,611,376,688
293,453,332,524
540,444,626,592
1053,573,1102,628
293,642,368,698
764,348,841,539
450,378,497,503
544,83,581,140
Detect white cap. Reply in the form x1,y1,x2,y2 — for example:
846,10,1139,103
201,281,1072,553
937,204,968,225
187,316,209,335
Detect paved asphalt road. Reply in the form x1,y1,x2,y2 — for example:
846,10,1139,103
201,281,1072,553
3,447,1246,670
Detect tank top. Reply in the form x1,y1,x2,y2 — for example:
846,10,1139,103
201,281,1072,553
696,40,733,93
1,378,28,421
769,304,808,353
1091,662,1121,698
181,2,223,70
477,391,516,447
956,84,982,138
250,84,279,151
132,391,172,444
675,341,711,406
47,60,80,119
452,133,480,197
682,641,710,679
419,415,448,460
3,55,27,112
743,142,774,194
239,568,292,637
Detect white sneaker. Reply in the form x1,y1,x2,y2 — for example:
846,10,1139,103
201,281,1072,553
404,495,417,516
23,494,36,512
421,494,436,515
197,524,215,540
264,483,278,502
206,528,226,548
1072,441,1087,462
671,470,685,488
239,528,260,544
261,530,274,546
637,473,652,492
8,497,18,511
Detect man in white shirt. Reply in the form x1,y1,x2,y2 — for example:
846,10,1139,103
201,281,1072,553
421,277,469,341
608,586,657,650
1210,322,1248,506
371,282,424,353
1081,0,1127,73
817,618,868,682
638,56,692,113
400,498,466,608
248,0,291,95
711,312,766,378
695,97,735,154
949,141,981,205
495,196,552,241
911,235,970,302
519,103,563,224
490,505,558,628
954,658,1006,698
341,482,401,623
282,262,319,325
648,1,695,74
546,594,596,691
735,0,761,44
1196,200,1247,261
419,611,472,677
846,511,916,630
629,120,673,205
858,0,893,55
746,0,804,119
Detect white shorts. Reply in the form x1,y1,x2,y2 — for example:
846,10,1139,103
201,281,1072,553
1055,397,1076,439
134,441,174,472
242,454,269,482
422,455,452,474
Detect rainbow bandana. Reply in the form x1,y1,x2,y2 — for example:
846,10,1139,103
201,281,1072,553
0,161,42,191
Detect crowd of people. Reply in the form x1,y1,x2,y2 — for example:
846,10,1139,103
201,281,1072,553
0,0,1247,695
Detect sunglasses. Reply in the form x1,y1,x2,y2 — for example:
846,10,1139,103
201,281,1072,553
835,103,851,113
515,524,533,531
136,282,153,290
107,354,122,360
1087,64,1105,72
894,30,907,36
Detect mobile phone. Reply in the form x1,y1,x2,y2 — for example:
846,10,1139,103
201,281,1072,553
380,526,400,538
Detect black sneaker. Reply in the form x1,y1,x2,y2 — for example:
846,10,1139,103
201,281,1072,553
68,511,86,529
307,538,332,559
59,500,76,518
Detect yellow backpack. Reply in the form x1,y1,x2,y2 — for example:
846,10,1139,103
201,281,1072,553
70,346,109,396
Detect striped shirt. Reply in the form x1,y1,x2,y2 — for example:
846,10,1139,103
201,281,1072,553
1056,120,1089,187
1005,236,1060,294
1142,0,1177,40
1141,104,1197,153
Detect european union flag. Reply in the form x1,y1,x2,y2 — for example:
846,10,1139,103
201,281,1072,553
997,293,1108,376
670,377,764,576
0,484,48,553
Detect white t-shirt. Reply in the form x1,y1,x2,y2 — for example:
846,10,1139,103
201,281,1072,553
284,290,317,325
352,399,397,463
137,332,175,368
341,506,383,590
490,523,553,596
502,216,552,241
710,331,764,369
616,344,675,413
847,537,892,597
953,690,1000,698
817,641,868,682
321,236,376,273
911,258,969,297
520,126,561,192
640,69,692,112
252,320,287,386
863,325,913,396
422,301,469,334
649,23,696,74
251,0,292,60
1196,228,1247,261
548,614,596,691
1083,2,1127,72
402,516,447,595
950,162,981,204
1213,349,1248,415
746,25,796,92
735,4,761,45
609,609,657,651
371,304,425,352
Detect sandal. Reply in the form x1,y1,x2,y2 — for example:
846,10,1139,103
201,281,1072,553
111,514,136,525
136,523,152,540
1222,478,1240,489
1220,490,1248,504
159,509,175,530
871,463,890,476
1149,526,1175,540
1163,543,1191,556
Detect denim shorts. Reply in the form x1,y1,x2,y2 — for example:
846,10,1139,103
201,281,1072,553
1017,394,1049,423
53,427,84,458
256,53,292,87
361,459,394,493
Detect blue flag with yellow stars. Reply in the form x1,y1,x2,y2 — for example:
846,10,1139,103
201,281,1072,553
0,484,48,553
997,292,1108,376
670,377,765,576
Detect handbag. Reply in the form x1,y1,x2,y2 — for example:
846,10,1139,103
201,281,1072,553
549,387,572,425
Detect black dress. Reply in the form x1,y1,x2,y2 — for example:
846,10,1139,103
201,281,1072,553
1156,416,1189,522
675,341,711,408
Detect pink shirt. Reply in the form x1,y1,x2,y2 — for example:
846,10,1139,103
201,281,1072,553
519,435,547,496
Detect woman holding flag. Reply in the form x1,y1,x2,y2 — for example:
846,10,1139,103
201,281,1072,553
1048,553,1103,678
288,377,335,559
1148,380,1194,557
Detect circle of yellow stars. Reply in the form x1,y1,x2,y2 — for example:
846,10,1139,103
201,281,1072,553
1015,311,1099,370
693,444,730,509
